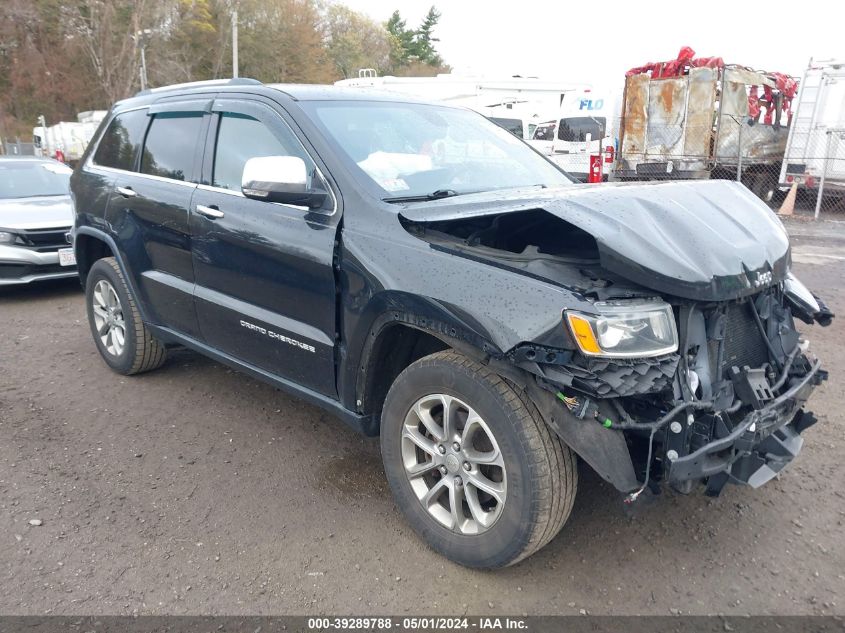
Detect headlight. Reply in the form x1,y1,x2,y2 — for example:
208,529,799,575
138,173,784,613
565,299,678,358
0,230,17,244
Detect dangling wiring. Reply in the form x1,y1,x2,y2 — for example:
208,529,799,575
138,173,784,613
624,425,659,504
554,390,718,503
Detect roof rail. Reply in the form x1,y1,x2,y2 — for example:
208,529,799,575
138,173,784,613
135,77,262,97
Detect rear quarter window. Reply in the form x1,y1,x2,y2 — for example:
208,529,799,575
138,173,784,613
93,109,149,171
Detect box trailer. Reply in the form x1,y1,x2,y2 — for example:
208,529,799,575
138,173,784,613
779,58,845,196
32,111,107,164
615,48,797,201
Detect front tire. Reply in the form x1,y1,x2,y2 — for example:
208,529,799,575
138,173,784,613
380,351,577,568
85,257,167,375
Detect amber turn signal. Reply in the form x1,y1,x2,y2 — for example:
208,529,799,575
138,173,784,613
566,313,601,355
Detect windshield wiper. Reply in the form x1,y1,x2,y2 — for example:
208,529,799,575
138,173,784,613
383,189,460,203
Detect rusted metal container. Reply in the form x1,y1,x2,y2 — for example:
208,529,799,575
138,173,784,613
617,65,790,181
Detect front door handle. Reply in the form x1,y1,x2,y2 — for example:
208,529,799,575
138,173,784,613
116,186,136,198
196,204,224,219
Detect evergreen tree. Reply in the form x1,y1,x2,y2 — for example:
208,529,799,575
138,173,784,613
385,7,444,71
413,6,442,66
385,10,415,68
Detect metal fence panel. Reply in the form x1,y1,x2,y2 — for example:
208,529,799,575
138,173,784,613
645,76,687,160
620,74,649,161
684,67,717,159
1,140,36,156
716,89,789,166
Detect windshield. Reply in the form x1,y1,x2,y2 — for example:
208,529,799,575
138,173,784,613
532,122,556,141
0,161,72,199
558,116,606,143
489,117,523,137
307,101,573,200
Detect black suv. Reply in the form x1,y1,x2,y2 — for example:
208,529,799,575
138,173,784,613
70,78,833,568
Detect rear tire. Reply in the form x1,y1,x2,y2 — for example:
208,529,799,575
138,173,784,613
380,350,577,568
751,172,777,205
85,257,167,375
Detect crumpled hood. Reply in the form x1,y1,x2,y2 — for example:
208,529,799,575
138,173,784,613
0,195,74,230
399,180,791,301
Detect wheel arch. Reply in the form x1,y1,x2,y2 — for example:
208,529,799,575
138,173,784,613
355,321,449,430
74,230,114,287
347,294,504,431
73,227,149,323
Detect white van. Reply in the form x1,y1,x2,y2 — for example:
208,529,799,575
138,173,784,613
527,90,619,180
478,103,549,140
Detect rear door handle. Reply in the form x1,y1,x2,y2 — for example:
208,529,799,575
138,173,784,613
116,186,136,198
196,204,224,219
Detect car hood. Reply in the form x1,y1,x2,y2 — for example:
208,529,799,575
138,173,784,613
0,195,74,230
398,180,791,301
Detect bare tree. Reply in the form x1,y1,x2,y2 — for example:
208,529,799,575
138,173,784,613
63,0,151,102
325,4,392,79
0,0,96,132
0,0,450,138
237,0,335,84
149,0,231,85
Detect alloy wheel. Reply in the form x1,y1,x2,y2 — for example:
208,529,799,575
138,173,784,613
401,393,507,535
91,279,126,357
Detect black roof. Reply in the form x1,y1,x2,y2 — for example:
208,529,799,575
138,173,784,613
267,83,433,103
116,77,441,109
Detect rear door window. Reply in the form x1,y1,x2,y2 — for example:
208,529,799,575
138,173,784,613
140,113,204,182
93,109,149,171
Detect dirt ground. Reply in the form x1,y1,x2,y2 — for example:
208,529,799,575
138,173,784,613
1,217,843,617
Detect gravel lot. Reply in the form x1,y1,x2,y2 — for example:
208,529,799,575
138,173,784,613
1,217,843,616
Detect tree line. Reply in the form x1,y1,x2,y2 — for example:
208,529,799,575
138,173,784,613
0,0,447,138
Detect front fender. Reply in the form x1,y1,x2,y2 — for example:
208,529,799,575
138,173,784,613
340,227,584,343
339,290,500,411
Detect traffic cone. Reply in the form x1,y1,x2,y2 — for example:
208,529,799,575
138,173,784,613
779,183,797,216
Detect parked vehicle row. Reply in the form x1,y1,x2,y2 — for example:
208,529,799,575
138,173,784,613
32,110,108,165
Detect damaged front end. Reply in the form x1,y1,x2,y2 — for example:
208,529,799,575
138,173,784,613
399,180,833,498
541,288,829,498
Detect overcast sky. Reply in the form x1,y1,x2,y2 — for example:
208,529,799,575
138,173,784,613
342,0,840,90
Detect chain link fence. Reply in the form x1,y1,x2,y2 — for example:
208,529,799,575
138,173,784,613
779,126,845,217
0,138,36,157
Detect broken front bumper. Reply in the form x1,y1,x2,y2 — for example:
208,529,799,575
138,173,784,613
668,359,823,491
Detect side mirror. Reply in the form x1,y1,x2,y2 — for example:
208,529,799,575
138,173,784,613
241,155,328,209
